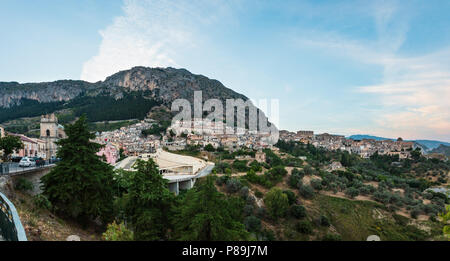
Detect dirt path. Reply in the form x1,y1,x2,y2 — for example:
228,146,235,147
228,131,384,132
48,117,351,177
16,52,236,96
319,190,378,204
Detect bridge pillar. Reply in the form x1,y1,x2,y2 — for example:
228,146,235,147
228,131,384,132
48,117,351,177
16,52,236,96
179,179,193,191
168,182,179,196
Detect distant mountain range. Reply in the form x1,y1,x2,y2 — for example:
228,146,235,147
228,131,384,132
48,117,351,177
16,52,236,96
430,144,450,156
348,134,450,151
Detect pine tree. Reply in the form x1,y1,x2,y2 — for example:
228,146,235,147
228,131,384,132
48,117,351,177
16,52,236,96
172,175,249,241
125,159,175,241
41,115,115,223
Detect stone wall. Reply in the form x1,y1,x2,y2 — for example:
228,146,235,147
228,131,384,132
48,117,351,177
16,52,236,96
11,168,52,196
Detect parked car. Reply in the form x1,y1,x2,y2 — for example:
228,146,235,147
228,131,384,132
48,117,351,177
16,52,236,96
19,157,36,168
11,156,23,163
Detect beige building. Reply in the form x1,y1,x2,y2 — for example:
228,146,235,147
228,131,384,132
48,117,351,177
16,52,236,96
255,150,266,163
40,114,66,159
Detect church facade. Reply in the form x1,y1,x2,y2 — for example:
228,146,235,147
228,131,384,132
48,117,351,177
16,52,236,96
40,113,66,159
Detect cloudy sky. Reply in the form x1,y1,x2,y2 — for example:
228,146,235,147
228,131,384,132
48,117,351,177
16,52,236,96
1,0,449,141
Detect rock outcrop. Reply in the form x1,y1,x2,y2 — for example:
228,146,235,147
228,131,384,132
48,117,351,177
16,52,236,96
0,67,247,108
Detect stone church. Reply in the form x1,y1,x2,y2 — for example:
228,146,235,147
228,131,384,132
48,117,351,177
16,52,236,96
40,114,66,159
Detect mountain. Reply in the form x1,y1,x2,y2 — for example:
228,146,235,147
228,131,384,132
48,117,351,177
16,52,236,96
430,144,450,156
348,134,450,151
413,140,450,151
347,135,393,141
0,67,266,125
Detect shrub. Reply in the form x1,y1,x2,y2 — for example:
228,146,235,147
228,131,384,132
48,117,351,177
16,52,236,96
319,215,330,227
266,166,287,183
345,187,359,198
373,190,391,204
243,204,254,216
204,144,215,152
239,186,249,199
225,178,242,194
14,178,33,192
322,233,342,241
290,205,307,219
249,161,262,172
215,175,229,186
215,162,231,174
244,216,261,232
256,207,266,219
33,194,52,210
282,190,297,205
254,190,263,198
429,214,437,222
411,207,421,219
264,188,289,220
359,186,371,195
303,165,314,175
310,179,323,191
289,172,303,188
232,160,249,172
299,185,315,199
102,221,134,241
296,220,313,234
261,229,275,241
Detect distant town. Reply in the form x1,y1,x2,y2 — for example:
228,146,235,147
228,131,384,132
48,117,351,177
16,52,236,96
2,113,448,166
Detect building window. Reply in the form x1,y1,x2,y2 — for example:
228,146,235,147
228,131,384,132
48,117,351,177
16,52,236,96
46,129,50,137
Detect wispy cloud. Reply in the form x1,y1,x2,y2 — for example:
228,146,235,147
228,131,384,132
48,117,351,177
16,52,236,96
358,49,450,141
81,0,237,82
295,1,450,141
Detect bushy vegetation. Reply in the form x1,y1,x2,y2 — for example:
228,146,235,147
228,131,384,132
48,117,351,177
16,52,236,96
290,205,307,219
102,221,134,241
26,116,447,241
172,175,249,240
276,140,450,218
0,134,24,161
299,184,315,199
41,116,116,223
33,194,52,211
14,178,33,192
264,188,289,220
88,120,139,133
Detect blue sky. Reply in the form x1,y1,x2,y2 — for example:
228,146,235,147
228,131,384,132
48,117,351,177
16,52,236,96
1,0,449,141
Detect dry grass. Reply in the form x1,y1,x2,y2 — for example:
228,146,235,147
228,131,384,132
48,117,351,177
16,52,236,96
11,192,102,241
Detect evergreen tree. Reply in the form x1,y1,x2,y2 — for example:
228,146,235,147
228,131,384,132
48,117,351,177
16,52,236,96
172,175,249,240
125,159,174,241
41,115,115,223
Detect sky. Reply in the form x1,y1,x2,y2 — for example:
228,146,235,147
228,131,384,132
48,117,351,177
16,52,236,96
1,0,449,142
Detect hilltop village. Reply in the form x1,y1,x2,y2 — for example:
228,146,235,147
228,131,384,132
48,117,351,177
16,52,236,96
92,118,444,166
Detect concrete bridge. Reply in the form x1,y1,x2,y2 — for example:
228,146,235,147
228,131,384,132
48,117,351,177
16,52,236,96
166,163,215,195
0,163,55,196
115,150,215,195
2,164,55,177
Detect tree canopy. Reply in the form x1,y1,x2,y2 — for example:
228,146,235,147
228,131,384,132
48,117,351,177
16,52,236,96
41,115,115,223
264,187,289,220
125,159,175,241
0,134,23,161
171,175,249,240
